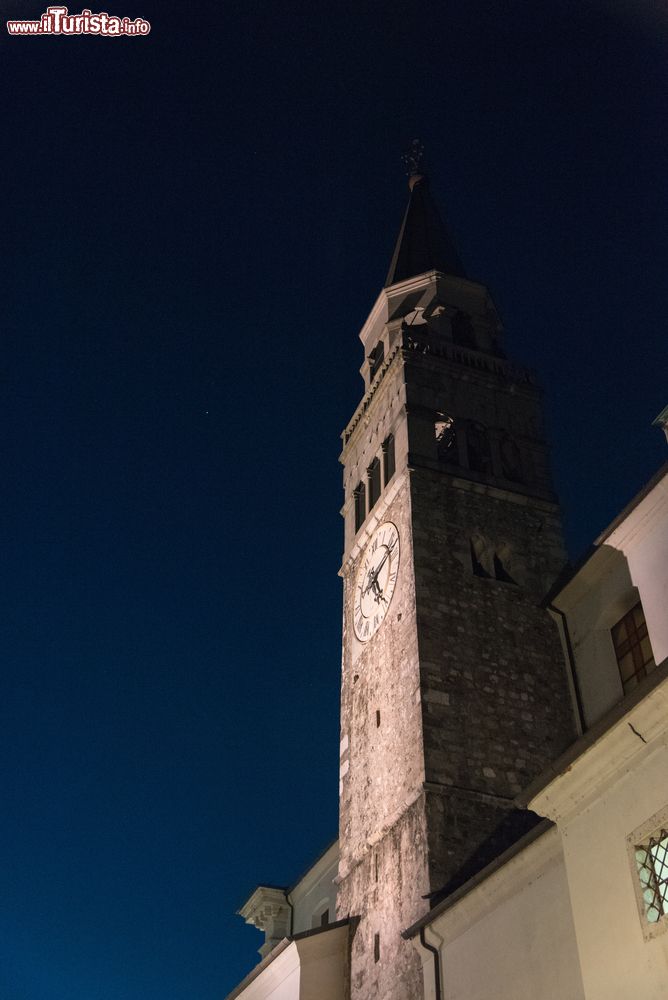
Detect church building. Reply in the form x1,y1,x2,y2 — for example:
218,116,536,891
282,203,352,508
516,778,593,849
227,146,668,1000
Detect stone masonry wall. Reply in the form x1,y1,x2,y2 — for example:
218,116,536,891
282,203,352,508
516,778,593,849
337,796,428,1000
338,473,422,863
410,465,577,891
337,471,431,1000
337,322,577,1000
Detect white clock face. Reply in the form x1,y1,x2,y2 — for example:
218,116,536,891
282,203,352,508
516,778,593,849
353,522,400,642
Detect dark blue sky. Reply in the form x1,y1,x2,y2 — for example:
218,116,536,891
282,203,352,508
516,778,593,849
2,1,666,997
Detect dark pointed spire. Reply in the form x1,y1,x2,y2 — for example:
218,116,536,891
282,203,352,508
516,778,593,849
385,140,466,287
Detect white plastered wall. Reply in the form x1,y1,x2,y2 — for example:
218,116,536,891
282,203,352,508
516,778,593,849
554,469,668,727
414,826,585,1000
289,841,338,935
530,691,668,1000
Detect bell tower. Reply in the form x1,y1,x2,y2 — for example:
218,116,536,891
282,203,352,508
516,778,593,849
335,145,577,999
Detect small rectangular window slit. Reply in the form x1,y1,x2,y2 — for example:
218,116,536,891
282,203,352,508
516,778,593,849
374,932,380,963
376,709,381,728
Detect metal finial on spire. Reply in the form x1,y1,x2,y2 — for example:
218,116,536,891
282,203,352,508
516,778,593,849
402,139,425,178
386,142,466,285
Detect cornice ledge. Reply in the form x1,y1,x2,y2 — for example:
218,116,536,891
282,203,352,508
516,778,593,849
526,671,668,824
357,287,390,347
237,885,289,924
341,340,403,448
401,328,537,387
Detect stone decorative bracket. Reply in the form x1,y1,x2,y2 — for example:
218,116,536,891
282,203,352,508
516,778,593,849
237,885,292,960
652,404,668,444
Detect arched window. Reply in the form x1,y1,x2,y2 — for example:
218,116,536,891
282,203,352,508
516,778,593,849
451,311,476,349
435,413,457,464
382,434,395,484
495,542,518,584
500,436,523,482
354,481,366,532
470,533,493,578
310,900,331,929
368,458,381,511
466,422,491,474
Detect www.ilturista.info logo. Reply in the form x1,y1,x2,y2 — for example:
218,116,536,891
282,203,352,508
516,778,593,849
7,5,150,35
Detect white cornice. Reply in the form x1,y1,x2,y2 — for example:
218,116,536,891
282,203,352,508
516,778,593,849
528,674,668,825
357,289,388,346
238,885,288,924
288,841,338,902
357,270,486,346
601,471,668,551
340,339,403,452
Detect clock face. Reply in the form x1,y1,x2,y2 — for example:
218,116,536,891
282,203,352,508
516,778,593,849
353,522,400,642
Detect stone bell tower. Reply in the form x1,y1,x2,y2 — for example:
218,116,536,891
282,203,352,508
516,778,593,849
335,144,577,1000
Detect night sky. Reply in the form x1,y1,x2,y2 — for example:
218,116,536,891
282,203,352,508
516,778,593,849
2,1,666,997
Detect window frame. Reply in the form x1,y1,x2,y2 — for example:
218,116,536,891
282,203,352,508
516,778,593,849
627,805,668,941
611,601,656,694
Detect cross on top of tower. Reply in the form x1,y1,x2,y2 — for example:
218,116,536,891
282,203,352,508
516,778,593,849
385,142,466,286
402,138,425,180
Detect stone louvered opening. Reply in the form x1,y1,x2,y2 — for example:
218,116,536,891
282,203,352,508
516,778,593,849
500,435,523,482
466,421,492,474
470,538,491,579
451,310,476,349
470,535,517,585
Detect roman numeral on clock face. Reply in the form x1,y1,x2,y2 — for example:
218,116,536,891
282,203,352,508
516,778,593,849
353,522,400,644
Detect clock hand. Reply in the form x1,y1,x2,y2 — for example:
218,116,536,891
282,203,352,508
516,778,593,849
363,568,382,597
362,567,379,596
362,548,390,595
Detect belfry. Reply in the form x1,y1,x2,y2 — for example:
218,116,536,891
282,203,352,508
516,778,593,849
229,148,668,1000
335,142,575,998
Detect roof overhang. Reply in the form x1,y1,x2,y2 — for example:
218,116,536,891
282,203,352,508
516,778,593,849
518,659,668,823
224,920,350,1000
